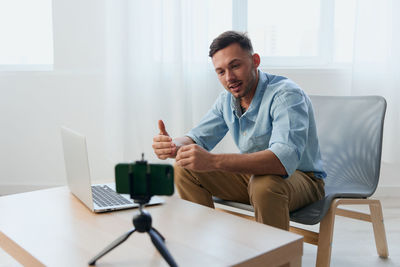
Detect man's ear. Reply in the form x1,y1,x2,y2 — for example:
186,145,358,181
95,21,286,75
252,53,260,68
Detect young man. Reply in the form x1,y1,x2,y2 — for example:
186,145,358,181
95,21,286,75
152,31,326,230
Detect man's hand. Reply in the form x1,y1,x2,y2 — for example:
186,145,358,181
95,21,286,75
175,144,216,172
152,120,177,159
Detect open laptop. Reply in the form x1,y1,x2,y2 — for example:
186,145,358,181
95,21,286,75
60,126,164,213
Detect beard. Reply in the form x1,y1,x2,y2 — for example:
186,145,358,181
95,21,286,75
230,69,258,100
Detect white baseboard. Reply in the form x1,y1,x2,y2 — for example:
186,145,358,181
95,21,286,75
0,184,62,196
373,186,399,198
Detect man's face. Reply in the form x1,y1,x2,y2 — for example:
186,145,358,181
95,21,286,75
212,43,260,101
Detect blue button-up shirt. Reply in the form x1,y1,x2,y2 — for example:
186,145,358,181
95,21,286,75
186,70,326,179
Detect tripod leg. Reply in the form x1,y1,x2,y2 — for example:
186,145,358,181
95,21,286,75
148,229,178,267
152,227,165,241
88,228,136,265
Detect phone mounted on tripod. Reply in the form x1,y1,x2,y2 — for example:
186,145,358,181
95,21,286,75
115,153,174,204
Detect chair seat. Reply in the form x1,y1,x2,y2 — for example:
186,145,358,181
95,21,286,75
213,197,254,212
291,184,375,224
214,183,375,225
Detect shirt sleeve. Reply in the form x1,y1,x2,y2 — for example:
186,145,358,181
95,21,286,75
186,93,229,151
267,90,309,177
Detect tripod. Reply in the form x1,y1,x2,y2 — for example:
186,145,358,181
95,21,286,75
88,197,178,267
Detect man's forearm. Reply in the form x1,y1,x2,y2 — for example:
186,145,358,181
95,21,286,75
212,150,287,176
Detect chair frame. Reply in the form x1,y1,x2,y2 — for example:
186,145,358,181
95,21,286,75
216,197,388,267
291,198,388,266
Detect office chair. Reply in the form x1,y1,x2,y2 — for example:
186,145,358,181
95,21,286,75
214,95,389,267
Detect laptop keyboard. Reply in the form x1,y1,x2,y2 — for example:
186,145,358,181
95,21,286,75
92,185,132,207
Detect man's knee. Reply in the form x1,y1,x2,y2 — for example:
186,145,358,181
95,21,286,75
248,174,290,230
173,164,190,186
248,174,289,203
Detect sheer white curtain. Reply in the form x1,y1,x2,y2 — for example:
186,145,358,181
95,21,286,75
351,0,400,163
104,0,233,162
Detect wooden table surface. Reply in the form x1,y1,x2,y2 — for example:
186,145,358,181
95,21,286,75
0,187,303,266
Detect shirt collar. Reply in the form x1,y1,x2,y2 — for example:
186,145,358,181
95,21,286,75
231,98,243,118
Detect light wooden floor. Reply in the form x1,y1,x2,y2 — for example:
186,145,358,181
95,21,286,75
1,194,399,267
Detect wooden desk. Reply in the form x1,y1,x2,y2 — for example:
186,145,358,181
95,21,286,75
0,187,302,266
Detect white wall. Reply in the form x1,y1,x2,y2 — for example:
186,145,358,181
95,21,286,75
268,67,353,96
0,0,122,194
0,1,396,195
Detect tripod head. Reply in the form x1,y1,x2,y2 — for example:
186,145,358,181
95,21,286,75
129,153,153,205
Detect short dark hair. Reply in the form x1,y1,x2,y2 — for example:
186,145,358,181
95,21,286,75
209,31,253,58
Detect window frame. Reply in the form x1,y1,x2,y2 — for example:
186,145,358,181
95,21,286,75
232,0,337,67
0,0,54,71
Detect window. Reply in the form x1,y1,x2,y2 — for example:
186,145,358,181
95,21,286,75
333,0,357,63
233,0,356,67
208,0,232,46
0,0,54,70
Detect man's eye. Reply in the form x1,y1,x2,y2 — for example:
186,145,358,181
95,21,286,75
218,71,225,76
232,64,239,69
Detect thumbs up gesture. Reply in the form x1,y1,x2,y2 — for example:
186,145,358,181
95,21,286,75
158,120,169,136
152,120,177,159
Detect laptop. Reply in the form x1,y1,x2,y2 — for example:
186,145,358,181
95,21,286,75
60,126,164,212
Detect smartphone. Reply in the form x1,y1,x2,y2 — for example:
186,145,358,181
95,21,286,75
115,162,174,197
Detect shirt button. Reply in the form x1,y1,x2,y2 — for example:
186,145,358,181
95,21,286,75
243,132,246,136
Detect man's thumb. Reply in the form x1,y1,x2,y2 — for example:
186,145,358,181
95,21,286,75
158,120,169,136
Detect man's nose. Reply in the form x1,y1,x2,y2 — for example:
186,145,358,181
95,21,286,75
226,70,236,83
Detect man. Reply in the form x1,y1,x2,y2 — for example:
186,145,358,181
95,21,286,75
152,31,326,230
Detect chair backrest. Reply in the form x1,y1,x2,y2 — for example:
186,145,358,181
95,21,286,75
289,95,387,225
310,95,387,198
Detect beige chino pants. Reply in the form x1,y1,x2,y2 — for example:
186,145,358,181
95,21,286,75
174,165,325,230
